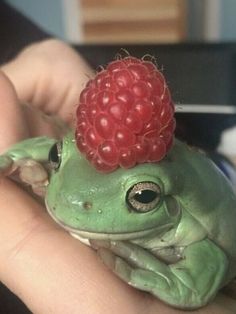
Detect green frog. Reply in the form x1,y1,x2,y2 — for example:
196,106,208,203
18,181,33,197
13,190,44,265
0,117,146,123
0,131,236,310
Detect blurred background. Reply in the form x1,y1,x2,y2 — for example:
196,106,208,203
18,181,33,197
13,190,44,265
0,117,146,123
4,0,236,43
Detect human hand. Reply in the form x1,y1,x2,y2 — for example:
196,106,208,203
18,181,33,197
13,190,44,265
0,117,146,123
0,39,236,314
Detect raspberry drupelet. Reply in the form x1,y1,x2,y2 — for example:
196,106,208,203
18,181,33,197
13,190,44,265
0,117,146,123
75,56,176,172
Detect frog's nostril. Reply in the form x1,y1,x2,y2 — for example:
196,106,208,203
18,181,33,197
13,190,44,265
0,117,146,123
83,201,93,210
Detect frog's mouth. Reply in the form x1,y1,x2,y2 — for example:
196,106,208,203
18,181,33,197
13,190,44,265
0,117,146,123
46,201,173,242
68,223,173,241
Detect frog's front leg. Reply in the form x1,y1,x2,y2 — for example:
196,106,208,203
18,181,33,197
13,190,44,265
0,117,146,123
0,137,56,196
91,239,228,310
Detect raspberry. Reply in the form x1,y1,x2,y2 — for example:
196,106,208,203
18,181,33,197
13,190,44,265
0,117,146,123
75,56,175,172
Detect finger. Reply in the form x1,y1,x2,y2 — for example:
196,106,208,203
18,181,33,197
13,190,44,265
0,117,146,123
22,104,68,139
2,39,94,125
0,71,28,152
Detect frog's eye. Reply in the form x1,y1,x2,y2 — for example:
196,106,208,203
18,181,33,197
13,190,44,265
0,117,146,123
49,141,62,170
126,181,161,213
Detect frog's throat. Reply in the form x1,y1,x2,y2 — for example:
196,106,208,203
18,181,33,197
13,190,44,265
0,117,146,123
45,202,173,241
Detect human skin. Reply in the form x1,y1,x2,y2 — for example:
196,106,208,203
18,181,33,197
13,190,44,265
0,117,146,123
0,39,236,314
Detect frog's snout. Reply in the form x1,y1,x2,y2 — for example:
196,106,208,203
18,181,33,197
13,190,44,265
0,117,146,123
82,201,93,210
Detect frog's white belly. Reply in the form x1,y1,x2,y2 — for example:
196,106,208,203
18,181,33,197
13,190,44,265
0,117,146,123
70,232,91,246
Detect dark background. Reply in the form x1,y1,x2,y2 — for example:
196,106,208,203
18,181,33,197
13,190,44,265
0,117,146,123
0,1,236,313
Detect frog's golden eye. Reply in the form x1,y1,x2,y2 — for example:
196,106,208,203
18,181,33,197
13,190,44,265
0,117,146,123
126,181,162,213
49,141,62,171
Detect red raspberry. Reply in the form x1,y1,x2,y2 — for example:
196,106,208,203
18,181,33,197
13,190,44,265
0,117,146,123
75,56,175,172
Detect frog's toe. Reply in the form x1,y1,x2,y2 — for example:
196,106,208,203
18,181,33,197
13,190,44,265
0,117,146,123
98,248,159,293
98,248,131,280
18,159,49,196
18,159,48,184
0,156,49,197
92,240,161,272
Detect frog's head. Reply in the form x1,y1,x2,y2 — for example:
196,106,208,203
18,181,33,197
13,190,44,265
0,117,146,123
46,133,182,240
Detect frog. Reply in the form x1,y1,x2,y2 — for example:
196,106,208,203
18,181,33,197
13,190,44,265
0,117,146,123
0,131,236,310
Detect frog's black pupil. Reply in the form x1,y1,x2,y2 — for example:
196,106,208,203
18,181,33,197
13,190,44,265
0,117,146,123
134,190,157,204
49,144,59,163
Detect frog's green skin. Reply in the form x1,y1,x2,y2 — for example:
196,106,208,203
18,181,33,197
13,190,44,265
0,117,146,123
1,132,236,310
